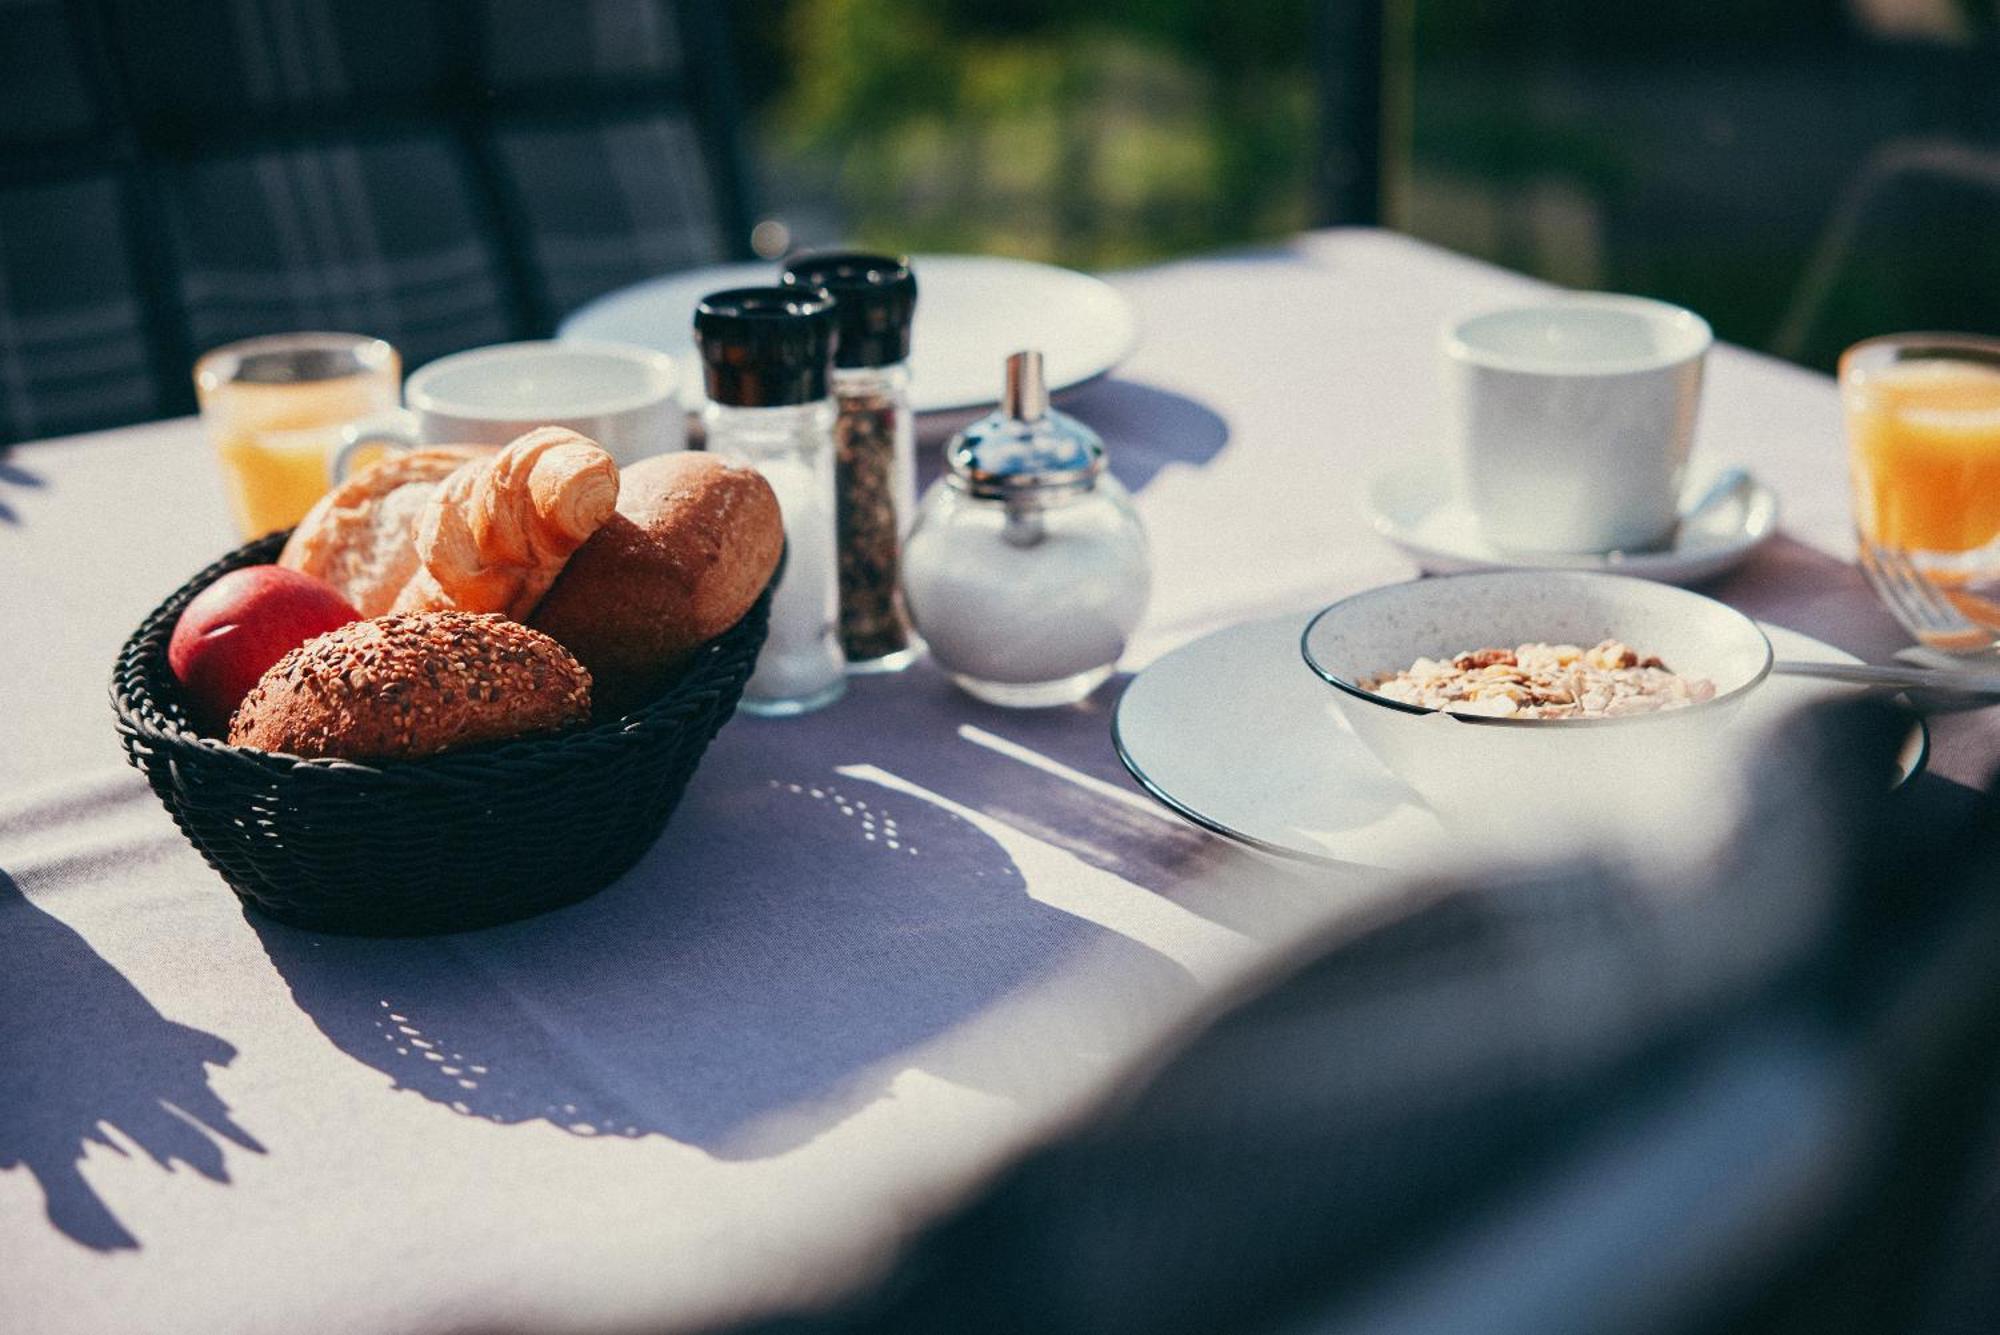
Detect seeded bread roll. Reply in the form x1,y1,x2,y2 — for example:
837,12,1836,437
530,451,783,714
228,612,592,760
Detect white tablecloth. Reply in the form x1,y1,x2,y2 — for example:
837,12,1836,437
4,229,1994,1335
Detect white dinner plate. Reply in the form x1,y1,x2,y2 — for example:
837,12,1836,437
1112,613,1927,870
1366,457,1780,586
558,254,1141,415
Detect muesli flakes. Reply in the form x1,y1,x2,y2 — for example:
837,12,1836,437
1360,639,1716,719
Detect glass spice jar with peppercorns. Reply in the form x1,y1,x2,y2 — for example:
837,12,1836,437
780,253,920,672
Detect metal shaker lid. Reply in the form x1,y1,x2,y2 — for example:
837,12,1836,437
946,351,1105,498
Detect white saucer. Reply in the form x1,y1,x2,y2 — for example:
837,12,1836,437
1366,459,1780,586
558,254,1140,415
1111,613,1926,871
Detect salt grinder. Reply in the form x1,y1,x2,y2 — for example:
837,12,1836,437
695,286,845,716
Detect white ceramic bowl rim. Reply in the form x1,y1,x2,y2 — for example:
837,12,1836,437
1441,294,1714,378
408,339,681,419
1299,571,1775,730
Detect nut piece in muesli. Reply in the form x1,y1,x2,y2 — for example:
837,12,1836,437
1360,639,1717,719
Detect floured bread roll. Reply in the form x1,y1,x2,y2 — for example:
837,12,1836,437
394,427,620,621
530,451,783,714
278,447,491,617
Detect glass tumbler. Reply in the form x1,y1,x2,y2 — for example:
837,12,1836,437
195,332,400,539
1843,334,2000,651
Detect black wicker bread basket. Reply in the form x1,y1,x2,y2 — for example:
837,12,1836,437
112,530,775,936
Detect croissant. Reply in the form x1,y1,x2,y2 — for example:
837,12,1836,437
279,446,492,617
392,427,620,620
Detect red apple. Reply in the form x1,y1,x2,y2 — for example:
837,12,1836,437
169,566,360,730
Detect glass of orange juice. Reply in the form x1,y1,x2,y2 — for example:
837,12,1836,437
194,333,400,539
1842,333,2000,651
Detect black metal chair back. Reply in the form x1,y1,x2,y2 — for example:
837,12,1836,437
0,0,754,444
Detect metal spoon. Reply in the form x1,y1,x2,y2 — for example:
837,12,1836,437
1889,645,2000,712
1773,658,2000,702
1607,468,1753,557
1676,467,1753,535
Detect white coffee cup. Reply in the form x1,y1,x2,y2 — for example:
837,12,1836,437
333,340,684,478
1442,295,1711,554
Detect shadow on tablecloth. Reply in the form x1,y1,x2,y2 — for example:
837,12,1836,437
0,453,46,525
1062,379,1232,494
252,665,1234,1157
1704,532,1913,663
0,871,263,1250
248,375,1243,1160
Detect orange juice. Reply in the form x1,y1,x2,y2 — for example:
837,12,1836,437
1845,358,2000,555
195,334,399,539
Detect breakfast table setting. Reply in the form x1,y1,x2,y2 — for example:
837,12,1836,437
5,226,2000,1335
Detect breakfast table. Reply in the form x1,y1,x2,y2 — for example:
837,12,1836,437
5,228,1997,1335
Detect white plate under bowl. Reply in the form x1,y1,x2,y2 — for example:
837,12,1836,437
1112,614,1926,871
558,254,1141,415
1366,457,1779,586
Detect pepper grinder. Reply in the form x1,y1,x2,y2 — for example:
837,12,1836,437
779,252,920,672
902,351,1151,707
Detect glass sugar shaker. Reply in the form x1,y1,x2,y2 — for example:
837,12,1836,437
694,286,846,716
902,350,1151,708
780,252,920,672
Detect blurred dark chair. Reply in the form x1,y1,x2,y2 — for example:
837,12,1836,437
1774,137,2000,368
720,702,2000,1335
1310,0,1386,227
1396,4,2000,371
0,0,754,445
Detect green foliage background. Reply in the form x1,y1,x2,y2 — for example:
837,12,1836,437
737,0,1316,267
732,1,2000,366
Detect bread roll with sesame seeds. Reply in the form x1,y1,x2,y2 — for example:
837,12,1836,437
227,612,592,760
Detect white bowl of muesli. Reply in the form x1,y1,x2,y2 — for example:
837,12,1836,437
1301,570,1773,800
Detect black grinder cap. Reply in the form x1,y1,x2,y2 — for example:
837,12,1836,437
694,286,838,407
779,252,917,369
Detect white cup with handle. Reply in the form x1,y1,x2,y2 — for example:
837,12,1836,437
332,340,685,479
1442,294,1712,554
